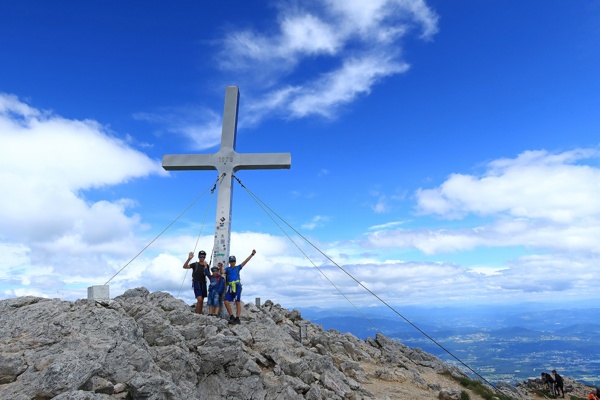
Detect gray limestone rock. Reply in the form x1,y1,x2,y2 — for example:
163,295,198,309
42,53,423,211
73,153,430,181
0,352,27,384
0,287,541,400
52,390,115,400
438,388,462,400
81,376,115,394
497,381,529,400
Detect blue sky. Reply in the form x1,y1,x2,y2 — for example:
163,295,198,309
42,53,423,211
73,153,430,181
1,0,599,309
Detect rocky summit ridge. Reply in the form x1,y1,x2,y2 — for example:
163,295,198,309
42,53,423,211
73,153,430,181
0,287,593,400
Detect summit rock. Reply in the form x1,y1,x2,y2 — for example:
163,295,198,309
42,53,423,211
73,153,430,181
0,287,539,399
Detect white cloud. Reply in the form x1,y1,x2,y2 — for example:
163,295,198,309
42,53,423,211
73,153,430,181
369,189,406,214
238,251,600,307
301,215,330,230
368,220,409,231
366,148,600,255
289,55,409,118
0,94,167,296
280,13,341,55
415,149,600,223
243,54,409,122
5,94,596,309
218,0,437,124
221,0,437,69
3,210,597,309
338,148,600,306
371,198,390,214
324,0,438,40
137,1,438,147
366,218,600,255
134,105,222,150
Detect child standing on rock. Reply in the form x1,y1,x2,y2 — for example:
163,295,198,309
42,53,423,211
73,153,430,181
207,262,225,317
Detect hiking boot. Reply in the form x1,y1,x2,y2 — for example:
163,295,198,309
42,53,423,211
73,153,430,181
228,315,235,324
233,317,241,325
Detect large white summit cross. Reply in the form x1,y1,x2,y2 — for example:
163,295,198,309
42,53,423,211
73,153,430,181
162,86,291,268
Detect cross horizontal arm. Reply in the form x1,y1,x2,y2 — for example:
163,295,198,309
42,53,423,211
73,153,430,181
162,154,216,171
235,153,291,171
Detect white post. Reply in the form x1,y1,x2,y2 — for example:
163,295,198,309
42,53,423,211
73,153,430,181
300,324,307,342
87,285,110,302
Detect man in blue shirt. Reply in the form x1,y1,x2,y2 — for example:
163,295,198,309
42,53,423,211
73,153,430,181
221,249,256,324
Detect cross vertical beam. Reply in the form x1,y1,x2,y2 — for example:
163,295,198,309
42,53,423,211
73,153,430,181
162,86,291,273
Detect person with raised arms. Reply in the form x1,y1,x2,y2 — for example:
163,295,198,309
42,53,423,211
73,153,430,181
221,250,256,325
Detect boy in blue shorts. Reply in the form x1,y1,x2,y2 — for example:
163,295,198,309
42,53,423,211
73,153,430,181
207,263,225,316
221,249,256,325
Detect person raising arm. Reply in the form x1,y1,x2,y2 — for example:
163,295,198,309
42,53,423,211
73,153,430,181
223,249,256,325
183,250,209,315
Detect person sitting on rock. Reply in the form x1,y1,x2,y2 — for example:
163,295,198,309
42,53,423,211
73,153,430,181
207,263,225,317
183,250,209,314
221,250,256,325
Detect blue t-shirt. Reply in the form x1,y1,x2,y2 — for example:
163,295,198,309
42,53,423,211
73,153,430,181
224,265,243,285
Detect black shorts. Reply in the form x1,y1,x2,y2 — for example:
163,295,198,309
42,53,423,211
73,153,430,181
192,280,208,298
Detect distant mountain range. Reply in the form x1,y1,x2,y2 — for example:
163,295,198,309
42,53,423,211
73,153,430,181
296,303,600,386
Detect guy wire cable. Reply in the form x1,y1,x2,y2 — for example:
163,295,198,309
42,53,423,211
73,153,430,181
232,175,502,393
232,175,382,335
104,176,220,286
